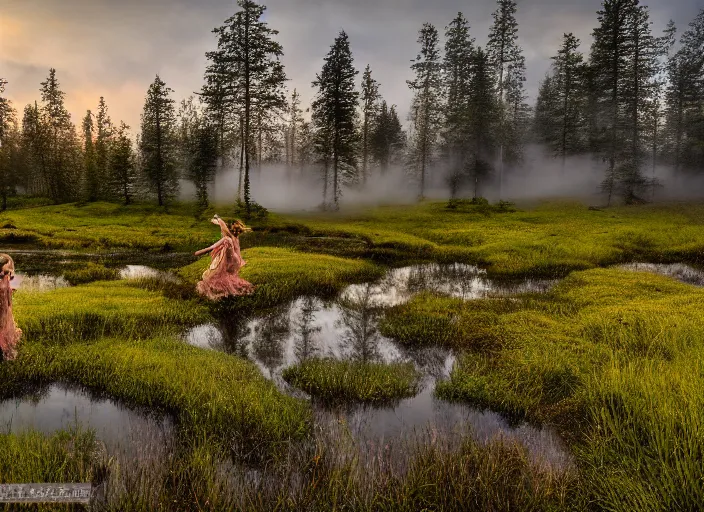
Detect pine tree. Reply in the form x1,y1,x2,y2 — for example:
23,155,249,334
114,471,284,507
0,79,17,210
188,120,219,210
139,75,179,207
202,0,287,214
548,34,588,168
620,2,660,202
590,0,637,204
21,102,49,196
534,74,559,145
312,31,359,209
487,0,523,197
360,65,380,185
95,97,113,199
643,20,676,188
442,13,474,187
407,23,443,200
39,69,82,203
666,9,704,174
109,122,136,205
286,89,305,168
82,110,99,201
0,79,11,143
371,101,405,173
466,47,499,199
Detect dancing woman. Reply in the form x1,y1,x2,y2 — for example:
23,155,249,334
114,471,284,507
194,215,256,300
0,254,21,361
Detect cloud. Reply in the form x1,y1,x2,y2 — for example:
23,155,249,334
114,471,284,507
1,0,701,138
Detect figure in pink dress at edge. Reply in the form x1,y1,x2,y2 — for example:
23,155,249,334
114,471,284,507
194,215,256,300
0,254,22,361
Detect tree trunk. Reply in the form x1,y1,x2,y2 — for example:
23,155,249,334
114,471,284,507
243,8,252,215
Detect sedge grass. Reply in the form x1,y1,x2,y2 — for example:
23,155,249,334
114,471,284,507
13,280,209,344
384,267,704,509
282,359,421,405
1,336,311,451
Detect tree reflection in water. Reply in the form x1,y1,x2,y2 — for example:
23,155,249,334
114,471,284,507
293,297,322,363
336,283,384,364
251,305,291,377
216,314,252,358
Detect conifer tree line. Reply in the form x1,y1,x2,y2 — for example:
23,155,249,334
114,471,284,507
0,0,702,211
535,4,704,204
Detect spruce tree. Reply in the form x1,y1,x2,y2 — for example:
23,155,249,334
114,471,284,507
0,79,17,210
590,0,637,204
312,31,359,209
139,75,179,207
286,89,305,168
407,23,443,200
82,110,99,201
466,47,499,199
39,69,82,203
21,102,48,196
549,33,588,168
666,9,704,174
487,0,523,197
202,0,287,214
590,0,660,203
643,20,676,187
534,74,559,146
360,65,380,185
109,122,136,205
188,120,219,210
95,97,113,199
442,13,474,187
371,101,405,173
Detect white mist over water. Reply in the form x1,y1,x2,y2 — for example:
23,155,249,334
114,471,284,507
179,145,704,211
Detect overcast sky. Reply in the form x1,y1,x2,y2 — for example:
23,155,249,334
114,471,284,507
2,0,701,135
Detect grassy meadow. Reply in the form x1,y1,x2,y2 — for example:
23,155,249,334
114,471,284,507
1,199,704,510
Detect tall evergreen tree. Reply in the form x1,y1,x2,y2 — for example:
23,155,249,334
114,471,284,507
549,34,588,168
139,75,179,207
466,47,499,199
643,20,676,186
39,69,82,203
21,102,48,196
189,120,219,210
371,101,405,173
0,79,17,210
407,23,443,200
312,31,359,209
666,9,704,174
442,13,474,185
82,110,99,201
109,122,136,205
95,97,113,199
286,89,305,169
360,65,380,185
590,0,638,204
487,0,523,197
202,0,287,214
590,0,661,203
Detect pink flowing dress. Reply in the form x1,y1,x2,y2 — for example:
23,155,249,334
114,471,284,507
0,274,21,361
196,235,255,301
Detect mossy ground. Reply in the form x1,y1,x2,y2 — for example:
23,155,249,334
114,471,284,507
2,199,704,510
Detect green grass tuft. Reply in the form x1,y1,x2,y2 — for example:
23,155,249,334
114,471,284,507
283,358,421,405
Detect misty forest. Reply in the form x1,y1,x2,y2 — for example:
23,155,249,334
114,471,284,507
1,0,703,212
2,0,704,511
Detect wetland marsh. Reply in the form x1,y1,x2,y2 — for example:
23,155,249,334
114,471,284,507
2,200,704,510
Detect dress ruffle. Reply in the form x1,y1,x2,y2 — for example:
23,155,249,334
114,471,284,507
196,236,256,301
0,278,21,361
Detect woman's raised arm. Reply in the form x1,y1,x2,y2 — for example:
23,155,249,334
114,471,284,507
195,238,225,257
